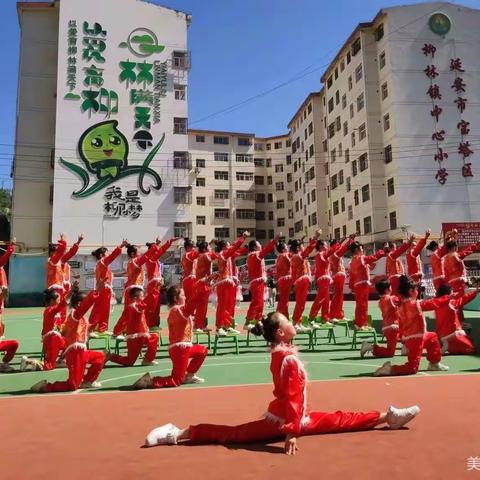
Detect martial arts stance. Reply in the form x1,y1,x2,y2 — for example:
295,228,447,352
275,240,292,319
406,230,430,290
383,237,413,295
181,238,199,311
144,311,420,453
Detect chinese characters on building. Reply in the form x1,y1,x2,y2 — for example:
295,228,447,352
103,186,142,219
66,20,78,93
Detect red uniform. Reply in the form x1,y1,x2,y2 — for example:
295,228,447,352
430,245,446,291
0,313,18,364
89,246,122,333
0,243,15,313
372,295,400,358
231,247,248,322
349,250,385,328
433,291,477,355
406,238,427,285
308,247,334,321
444,243,477,297
390,298,441,375
46,239,67,292
58,241,80,324
45,291,105,392
385,242,409,295
182,249,199,312
276,252,292,319
246,240,276,322
193,251,216,329
328,239,353,320
291,240,316,325
110,296,159,366
215,237,245,329
188,344,380,443
151,303,208,388
41,298,67,370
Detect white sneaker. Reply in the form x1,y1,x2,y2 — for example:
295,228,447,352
401,344,408,355
20,356,29,371
80,381,102,389
310,321,321,330
227,327,240,334
294,324,311,333
194,328,204,334
360,341,373,358
386,405,420,429
374,361,392,376
217,328,227,336
31,379,47,393
244,323,255,331
0,362,14,373
141,360,158,366
89,332,99,339
183,373,205,384
114,335,126,341
427,362,449,371
133,373,152,390
145,423,181,447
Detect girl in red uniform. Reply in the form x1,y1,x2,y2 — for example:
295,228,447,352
0,287,19,373
89,240,127,334
133,284,208,389
144,237,175,328
290,234,318,331
375,276,448,376
231,246,248,327
348,242,385,329
426,240,447,291
46,234,67,294
214,233,248,335
383,237,413,295
275,241,292,319
109,285,160,366
433,283,478,355
406,230,430,289
144,311,420,451
328,235,354,321
244,236,278,329
360,280,399,358
31,280,107,392
181,238,199,311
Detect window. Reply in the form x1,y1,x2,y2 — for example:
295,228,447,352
335,116,341,132
237,190,254,200
215,209,230,219
266,143,271,150
173,151,191,169
333,201,339,215
286,155,292,165
328,122,336,139
381,82,388,100
331,174,338,190
237,172,254,181
355,64,363,82
236,154,253,163
345,148,350,162
334,228,341,239
236,209,255,220
215,228,230,239
361,184,370,202
356,220,361,234
275,182,284,191
342,94,347,109
379,51,386,70
174,84,186,100
341,197,345,212
347,51,351,64
352,38,361,56
172,51,190,69
308,122,313,135
256,211,266,220
339,169,344,184
287,191,293,201
268,211,274,220
288,209,294,219
266,158,272,168
375,23,384,41
196,158,205,168
196,177,206,187
174,187,192,204
286,139,291,147
354,189,359,206
267,176,273,185
254,158,265,167
359,153,368,171
277,199,285,209
214,152,228,162
214,189,229,199
214,136,229,145
311,189,316,202
256,192,265,202
327,75,333,89
349,103,354,119
335,68,339,80
274,141,282,149
363,216,372,234
348,205,353,220
323,140,328,152
335,90,340,105
173,117,187,134
195,135,205,143
343,121,348,136
287,173,292,183
328,98,334,113
340,59,345,72
348,75,353,91
331,148,336,163
387,178,395,196
174,222,191,238
277,218,285,227
196,216,206,225
309,144,314,157
255,143,264,151
275,164,284,173
346,176,351,192
256,230,267,240
214,171,228,181
268,193,273,202
357,92,364,112
238,137,251,146
385,144,392,164
389,211,397,230
359,123,366,141
197,196,206,206
352,159,358,177
197,236,206,243
269,230,275,239
383,113,390,131
254,175,264,185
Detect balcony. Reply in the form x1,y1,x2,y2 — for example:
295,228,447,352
209,196,229,207
172,51,191,70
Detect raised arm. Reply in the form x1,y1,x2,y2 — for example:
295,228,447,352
223,233,248,259
458,242,479,260
260,239,277,259
331,237,354,259
364,249,386,266
411,233,429,258
0,242,15,268
301,239,317,259
155,238,176,260
419,296,449,312
74,291,98,319
104,246,123,266
391,241,410,260
281,356,306,438
452,289,478,309
50,237,67,265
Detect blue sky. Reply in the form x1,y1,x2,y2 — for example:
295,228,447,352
1,0,479,187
